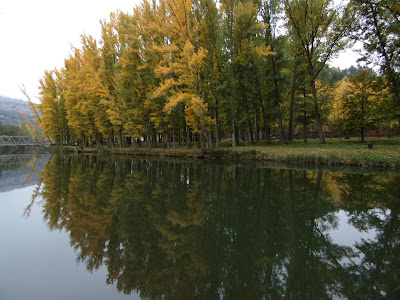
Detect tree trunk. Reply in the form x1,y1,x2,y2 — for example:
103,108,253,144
211,59,219,148
166,130,170,149
361,126,365,142
185,125,189,149
258,94,271,144
278,117,287,144
171,111,176,149
310,78,325,144
303,91,308,143
231,115,236,147
288,62,298,140
214,105,219,147
254,110,259,145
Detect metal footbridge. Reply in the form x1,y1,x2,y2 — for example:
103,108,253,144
0,136,50,147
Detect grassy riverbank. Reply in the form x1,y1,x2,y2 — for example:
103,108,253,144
51,137,400,168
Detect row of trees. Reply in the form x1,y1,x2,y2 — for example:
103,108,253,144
34,0,400,147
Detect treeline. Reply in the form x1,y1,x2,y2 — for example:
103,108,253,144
0,122,31,136
34,0,400,147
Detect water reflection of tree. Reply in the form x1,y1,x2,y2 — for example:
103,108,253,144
334,172,400,299
33,156,399,299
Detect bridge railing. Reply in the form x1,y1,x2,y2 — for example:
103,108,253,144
0,136,50,146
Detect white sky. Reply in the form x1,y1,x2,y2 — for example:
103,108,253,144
0,0,359,102
0,0,139,101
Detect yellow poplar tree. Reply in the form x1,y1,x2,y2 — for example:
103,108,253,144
99,15,123,145
152,0,211,148
38,69,68,145
63,48,87,143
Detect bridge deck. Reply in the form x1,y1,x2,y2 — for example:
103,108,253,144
0,136,49,146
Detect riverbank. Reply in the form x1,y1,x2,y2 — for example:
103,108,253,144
49,137,400,169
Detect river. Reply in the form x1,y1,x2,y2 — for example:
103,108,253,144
0,154,399,299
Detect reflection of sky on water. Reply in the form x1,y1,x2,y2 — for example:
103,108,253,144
330,209,377,247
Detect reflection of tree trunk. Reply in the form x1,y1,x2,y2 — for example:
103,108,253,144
314,171,323,200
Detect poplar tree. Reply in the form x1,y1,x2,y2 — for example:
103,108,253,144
38,70,68,145
152,0,211,148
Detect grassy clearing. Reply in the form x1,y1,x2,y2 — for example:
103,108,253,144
212,137,400,168
50,137,400,168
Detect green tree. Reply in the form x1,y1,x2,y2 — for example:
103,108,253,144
352,0,400,124
340,69,381,142
197,0,223,147
284,0,354,144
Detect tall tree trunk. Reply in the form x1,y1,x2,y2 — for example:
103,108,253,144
257,85,271,144
214,105,219,148
185,124,189,149
303,86,308,143
231,112,236,147
229,7,236,148
153,129,157,148
288,62,298,141
166,130,170,149
171,110,176,149
361,126,365,142
254,110,259,145
211,58,219,148
310,78,325,144
361,97,365,142
278,117,287,144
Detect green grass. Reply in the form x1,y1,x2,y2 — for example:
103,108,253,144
50,137,400,168
213,137,400,168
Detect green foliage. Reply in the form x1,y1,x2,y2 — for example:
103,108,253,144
0,123,31,136
340,69,383,140
353,0,400,117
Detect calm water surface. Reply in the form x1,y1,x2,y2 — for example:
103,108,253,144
0,154,399,299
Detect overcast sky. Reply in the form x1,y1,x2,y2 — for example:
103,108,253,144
0,0,139,101
0,0,359,102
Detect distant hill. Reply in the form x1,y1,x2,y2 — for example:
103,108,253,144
0,96,36,125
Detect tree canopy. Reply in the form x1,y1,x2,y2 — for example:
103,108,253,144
35,0,400,147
